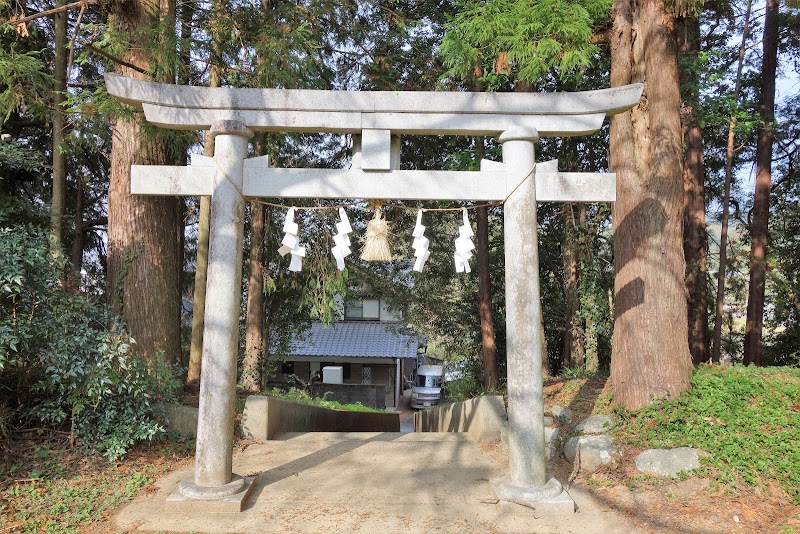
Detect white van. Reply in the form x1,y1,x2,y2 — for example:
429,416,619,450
410,365,444,409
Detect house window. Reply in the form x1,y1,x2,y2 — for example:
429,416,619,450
310,361,321,380
281,362,294,374
345,298,380,320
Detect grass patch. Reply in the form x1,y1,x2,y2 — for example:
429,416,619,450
615,365,800,503
2,469,153,532
0,437,192,533
266,387,384,412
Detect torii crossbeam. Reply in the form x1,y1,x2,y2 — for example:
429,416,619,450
105,73,642,513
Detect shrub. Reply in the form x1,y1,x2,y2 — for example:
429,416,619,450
0,224,165,460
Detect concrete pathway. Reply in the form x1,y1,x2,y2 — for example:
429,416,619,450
397,389,415,432
115,432,644,533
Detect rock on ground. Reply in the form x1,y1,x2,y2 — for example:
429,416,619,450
549,405,573,424
545,427,560,461
634,447,700,478
575,414,616,434
564,435,619,471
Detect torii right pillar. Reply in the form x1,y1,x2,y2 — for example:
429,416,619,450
493,126,575,512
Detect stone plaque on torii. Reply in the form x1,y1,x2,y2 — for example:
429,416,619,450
105,73,642,512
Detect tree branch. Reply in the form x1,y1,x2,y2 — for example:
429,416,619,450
591,27,611,45
5,0,97,26
81,217,108,230
78,41,148,75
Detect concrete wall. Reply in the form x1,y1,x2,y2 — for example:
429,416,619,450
160,403,199,438
242,395,400,440
311,383,386,409
414,395,507,443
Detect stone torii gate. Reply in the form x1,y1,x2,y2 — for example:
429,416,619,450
104,73,642,512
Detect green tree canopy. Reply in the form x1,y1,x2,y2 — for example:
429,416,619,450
440,0,610,86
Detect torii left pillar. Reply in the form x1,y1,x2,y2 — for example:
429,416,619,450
167,120,256,511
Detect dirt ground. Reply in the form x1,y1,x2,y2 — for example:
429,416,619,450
107,432,645,534
100,428,800,534
4,376,799,533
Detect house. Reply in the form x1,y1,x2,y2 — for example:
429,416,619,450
268,296,421,409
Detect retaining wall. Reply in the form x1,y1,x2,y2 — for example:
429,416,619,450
241,395,400,440
160,403,199,438
413,395,507,442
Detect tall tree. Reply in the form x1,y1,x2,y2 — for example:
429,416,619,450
476,203,499,389
743,0,780,366
242,201,266,391
711,0,752,363
187,61,220,384
441,0,611,379
474,135,499,390
106,0,182,365
562,203,587,369
50,0,67,255
609,0,693,408
678,14,708,365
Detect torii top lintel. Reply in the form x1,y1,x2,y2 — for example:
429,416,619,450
104,74,643,137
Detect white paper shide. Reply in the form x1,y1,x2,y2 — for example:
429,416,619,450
278,207,306,272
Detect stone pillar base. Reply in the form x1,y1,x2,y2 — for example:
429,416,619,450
166,475,256,513
492,476,575,514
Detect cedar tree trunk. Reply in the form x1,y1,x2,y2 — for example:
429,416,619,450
476,204,498,390
107,0,181,365
242,202,266,391
70,178,83,273
50,0,67,254
678,15,709,365
609,0,693,409
562,203,587,370
186,65,220,383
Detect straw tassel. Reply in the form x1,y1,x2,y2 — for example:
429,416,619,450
360,206,392,261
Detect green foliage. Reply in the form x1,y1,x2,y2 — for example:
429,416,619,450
0,45,52,126
763,134,800,366
443,362,484,402
0,139,47,176
561,365,597,379
266,387,383,413
616,365,800,503
440,0,610,86
0,223,169,460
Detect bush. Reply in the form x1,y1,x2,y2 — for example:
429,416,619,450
0,224,165,460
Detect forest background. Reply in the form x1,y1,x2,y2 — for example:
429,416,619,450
0,0,799,458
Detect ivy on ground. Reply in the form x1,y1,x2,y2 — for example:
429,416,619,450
616,365,800,503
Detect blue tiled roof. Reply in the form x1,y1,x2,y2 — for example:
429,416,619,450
286,322,420,359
